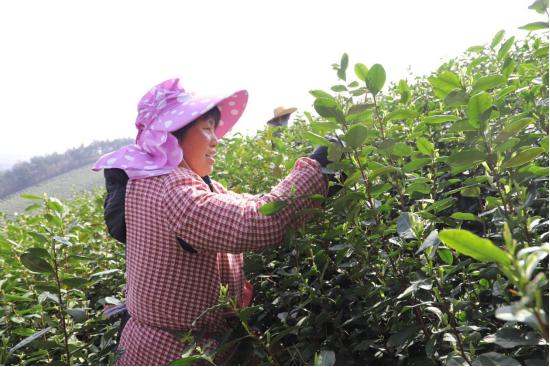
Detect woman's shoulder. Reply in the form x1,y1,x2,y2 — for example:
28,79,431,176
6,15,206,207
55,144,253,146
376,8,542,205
163,167,210,190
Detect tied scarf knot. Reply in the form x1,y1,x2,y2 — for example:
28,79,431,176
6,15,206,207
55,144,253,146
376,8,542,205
135,87,192,142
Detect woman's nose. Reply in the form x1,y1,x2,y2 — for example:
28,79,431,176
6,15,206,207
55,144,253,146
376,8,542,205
210,134,218,147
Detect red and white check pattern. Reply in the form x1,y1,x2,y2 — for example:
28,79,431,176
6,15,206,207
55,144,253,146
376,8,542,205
116,157,327,365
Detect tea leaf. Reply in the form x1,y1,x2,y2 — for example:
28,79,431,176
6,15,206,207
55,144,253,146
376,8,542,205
20,253,54,273
468,92,493,128
501,147,545,169
259,201,288,216
416,137,434,155
439,229,511,265
343,124,368,149
354,63,368,81
366,64,386,95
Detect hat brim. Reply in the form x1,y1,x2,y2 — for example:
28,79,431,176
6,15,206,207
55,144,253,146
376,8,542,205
150,90,248,139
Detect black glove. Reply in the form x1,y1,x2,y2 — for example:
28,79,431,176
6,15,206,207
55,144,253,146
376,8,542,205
308,138,345,197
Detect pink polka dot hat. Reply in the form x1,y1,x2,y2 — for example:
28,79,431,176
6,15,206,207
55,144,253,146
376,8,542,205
92,78,248,179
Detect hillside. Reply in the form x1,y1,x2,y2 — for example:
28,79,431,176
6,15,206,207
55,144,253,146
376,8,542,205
0,164,105,216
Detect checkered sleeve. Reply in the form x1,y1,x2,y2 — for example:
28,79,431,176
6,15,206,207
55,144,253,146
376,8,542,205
162,157,327,254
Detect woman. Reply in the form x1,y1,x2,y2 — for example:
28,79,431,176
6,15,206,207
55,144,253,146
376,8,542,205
93,78,332,365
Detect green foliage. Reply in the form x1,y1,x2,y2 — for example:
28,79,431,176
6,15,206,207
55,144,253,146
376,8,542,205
1,8,548,366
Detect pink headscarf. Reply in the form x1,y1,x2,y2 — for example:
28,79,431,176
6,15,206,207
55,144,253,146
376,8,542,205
92,78,248,179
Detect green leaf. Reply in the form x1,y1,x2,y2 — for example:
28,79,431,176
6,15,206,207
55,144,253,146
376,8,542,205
385,109,417,121
20,194,42,201
468,92,493,128
541,136,549,153
468,45,485,53
371,166,401,179
20,253,54,273
392,142,413,157
416,137,434,155
404,158,431,172
309,90,333,99
327,143,344,162
365,64,386,95
9,327,54,354
423,115,459,124
519,21,549,31
62,277,89,289
495,138,520,153
259,201,288,216
472,352,520,366
491,30,505,49
354,63,368,81
67,308,87,323
450,212,480,221
28,247,50,260
313,98,345,123
346,103,374,122
170,356,208,366
501,147,545,169
444,89,469,107
472,74,506,92
406,183,431,194
529,0,549,14
438,249,454,265
425,198,455,213
497,37,515,60
46,198,65,214
439,229,511,265
343,124,368,149
495,118,534,142
447,149,486,167
460,186,481,197
330,85,347,92
337,53,348,81
429,71,461,100
371,182,393,197
303,132,330,147
4,294,34,302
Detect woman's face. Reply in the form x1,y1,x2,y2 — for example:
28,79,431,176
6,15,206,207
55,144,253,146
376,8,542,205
178,117,218,177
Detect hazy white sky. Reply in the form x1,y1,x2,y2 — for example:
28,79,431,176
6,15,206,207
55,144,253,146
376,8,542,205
0,0,539,168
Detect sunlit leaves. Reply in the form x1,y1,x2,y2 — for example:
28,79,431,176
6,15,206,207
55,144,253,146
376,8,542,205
354,63,368,81
468,92,493,128
343,124,368,149
365,64,386,96
429,71,461,100
259,201,288,216
439,229,511,265
472,75,506,92
501,147,545,169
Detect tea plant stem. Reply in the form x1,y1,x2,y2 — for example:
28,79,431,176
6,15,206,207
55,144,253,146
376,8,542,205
435,281,471,365
351,148,376,211
372,94,385,139
50,239,71,365
482,132,512,218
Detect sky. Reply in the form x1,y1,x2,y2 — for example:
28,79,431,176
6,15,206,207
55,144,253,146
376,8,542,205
0,0,540,170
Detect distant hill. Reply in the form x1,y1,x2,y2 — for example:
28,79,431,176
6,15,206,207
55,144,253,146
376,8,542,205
0,164,106,216
0,138,132,199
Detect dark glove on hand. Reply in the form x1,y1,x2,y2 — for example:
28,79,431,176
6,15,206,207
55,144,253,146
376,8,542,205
308,139,345,197
308,145,330,167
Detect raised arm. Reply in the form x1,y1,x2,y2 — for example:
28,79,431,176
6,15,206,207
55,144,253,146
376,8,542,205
162,157,327,254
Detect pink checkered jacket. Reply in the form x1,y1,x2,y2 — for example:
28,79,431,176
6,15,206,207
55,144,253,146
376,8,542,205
116,157,327,365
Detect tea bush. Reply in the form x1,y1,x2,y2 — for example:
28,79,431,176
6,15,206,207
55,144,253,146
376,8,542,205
1,4,548,365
